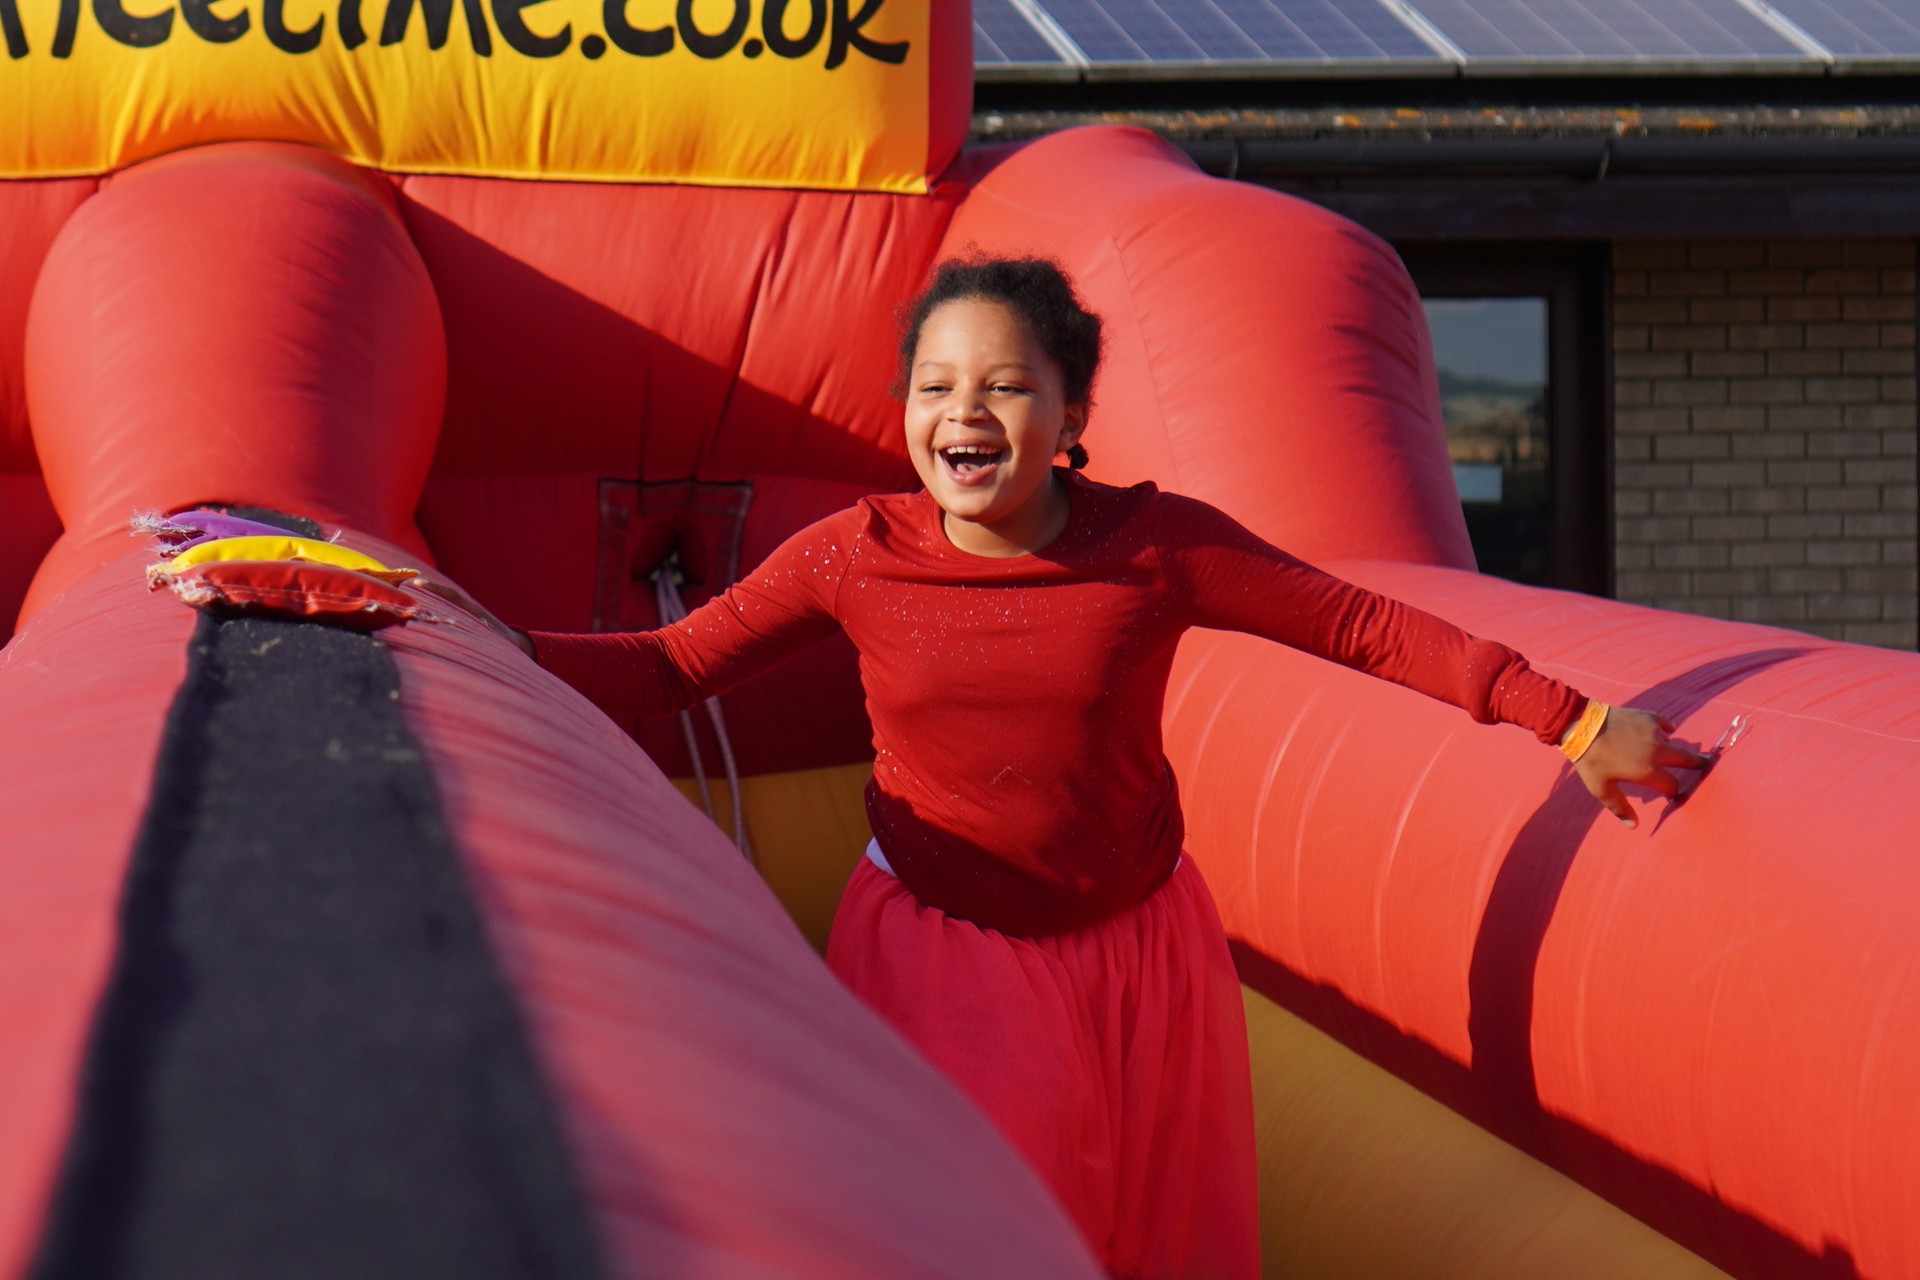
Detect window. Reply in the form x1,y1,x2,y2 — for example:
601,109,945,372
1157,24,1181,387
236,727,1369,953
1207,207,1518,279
1404,248,1610,596
1424,296,1552,584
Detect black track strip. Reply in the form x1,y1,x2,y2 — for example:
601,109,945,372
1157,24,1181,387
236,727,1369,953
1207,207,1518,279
30,604,610,1280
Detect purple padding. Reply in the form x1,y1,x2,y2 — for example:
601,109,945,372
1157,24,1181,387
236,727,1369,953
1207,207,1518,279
147,509,331,549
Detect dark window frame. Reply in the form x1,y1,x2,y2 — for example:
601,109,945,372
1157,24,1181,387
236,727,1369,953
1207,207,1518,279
1401,244,1613,598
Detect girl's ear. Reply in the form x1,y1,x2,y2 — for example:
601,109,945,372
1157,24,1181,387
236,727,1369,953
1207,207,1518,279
1060,401,1089,451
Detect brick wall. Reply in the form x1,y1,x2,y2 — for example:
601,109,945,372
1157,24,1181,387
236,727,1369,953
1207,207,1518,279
1613,239,1918,649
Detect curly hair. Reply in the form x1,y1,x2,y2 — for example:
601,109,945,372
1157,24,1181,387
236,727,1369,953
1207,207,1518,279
894,255,1105,410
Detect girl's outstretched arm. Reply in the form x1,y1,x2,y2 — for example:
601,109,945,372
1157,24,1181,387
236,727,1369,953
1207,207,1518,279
412,506,860,719
1161,492,1710,826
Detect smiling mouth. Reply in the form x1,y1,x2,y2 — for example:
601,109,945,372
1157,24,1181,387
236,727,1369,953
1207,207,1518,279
939,445,1004,479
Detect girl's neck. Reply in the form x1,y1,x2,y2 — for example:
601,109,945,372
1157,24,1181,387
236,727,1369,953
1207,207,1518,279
940,471,1073,559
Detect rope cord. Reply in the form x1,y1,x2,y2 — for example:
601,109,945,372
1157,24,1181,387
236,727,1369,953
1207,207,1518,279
652,559,753,863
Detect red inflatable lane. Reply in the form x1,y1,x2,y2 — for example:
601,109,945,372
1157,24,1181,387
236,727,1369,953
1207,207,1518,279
0,542,1105,1279
1168,562,1920,1280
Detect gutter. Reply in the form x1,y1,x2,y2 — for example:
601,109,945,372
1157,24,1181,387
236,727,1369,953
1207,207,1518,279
1173,134,1920,177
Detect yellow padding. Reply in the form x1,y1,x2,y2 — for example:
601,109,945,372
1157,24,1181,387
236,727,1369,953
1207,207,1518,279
157,536,417,583
670,761,871,952
1241,988,1731,1280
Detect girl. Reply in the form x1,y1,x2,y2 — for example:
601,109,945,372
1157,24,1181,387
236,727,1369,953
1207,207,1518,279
435,257,1705,1280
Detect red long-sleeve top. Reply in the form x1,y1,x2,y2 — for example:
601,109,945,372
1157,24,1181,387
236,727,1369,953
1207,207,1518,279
531,473,1584,935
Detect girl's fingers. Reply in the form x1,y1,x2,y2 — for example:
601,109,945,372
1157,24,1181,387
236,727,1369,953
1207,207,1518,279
1655,741,1713,769
1618,706,1712,769
1599,782,1637,829
1576,707,1713,828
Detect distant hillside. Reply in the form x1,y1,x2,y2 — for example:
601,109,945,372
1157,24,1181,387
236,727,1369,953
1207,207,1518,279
1437,368,1540,401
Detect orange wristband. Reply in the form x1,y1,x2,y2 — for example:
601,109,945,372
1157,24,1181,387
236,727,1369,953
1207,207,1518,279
1559,699,1610,763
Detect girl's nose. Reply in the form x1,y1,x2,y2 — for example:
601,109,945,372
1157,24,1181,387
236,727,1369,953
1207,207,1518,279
952,387,990,420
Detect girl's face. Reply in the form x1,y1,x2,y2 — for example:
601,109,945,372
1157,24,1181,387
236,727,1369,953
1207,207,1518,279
903,298,1087,558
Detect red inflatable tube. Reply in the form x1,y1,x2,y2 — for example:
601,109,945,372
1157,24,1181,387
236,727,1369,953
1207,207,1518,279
0,542,1106,1279
1169,561,1920,1280
21,143,445,624
940,126,1474,572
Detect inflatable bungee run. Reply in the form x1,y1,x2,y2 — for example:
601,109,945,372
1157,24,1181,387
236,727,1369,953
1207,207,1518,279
2,2,1917,1276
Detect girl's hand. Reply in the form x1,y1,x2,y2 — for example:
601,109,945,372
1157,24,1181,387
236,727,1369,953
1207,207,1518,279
412,577,536,659
1573,706,1713,829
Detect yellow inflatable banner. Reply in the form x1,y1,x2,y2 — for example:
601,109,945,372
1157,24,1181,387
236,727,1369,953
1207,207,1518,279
0,0,941,190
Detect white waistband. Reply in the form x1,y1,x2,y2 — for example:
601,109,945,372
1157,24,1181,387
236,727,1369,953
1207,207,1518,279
864,839,1183,881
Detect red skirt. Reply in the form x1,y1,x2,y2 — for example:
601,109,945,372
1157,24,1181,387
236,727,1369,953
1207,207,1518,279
827,854,1260,1280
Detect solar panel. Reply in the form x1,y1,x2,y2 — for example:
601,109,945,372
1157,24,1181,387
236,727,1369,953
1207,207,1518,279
1035,0,1202,61
1402,0,1810,61
1030,0,1447,64
1215,0,1446,60
1761,0,1920,58
974,0,1072,65
974,0,1920,75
